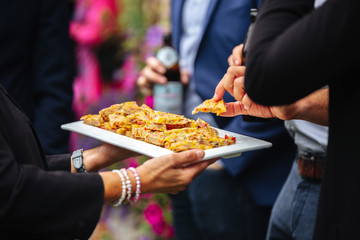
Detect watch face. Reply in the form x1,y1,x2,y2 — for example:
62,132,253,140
74,157,82,168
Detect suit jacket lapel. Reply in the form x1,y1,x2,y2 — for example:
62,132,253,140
199,0,219,46
171,0,184,50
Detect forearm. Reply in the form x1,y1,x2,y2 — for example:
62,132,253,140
71,144,140,173
292,88,329,126
100,169,137,204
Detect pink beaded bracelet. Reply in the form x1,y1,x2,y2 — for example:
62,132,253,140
128,167,141,204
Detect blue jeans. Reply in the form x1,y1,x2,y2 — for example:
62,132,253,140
266,159,321,240
170,168,271,240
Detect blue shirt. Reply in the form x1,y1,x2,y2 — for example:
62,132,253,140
179,0,217,127
285,120,328,156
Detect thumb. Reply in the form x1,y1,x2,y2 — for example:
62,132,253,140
242,94,253,110
233,44,244,66
172,149,205,167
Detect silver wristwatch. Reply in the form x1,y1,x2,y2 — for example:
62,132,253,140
72,149,87,173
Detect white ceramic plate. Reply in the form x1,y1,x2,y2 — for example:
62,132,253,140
61,121,272,160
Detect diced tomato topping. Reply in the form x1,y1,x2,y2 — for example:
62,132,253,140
225,135,236,142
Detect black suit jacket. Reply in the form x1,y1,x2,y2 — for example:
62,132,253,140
244,0,360,238
0,85,104,239
0,0,75,154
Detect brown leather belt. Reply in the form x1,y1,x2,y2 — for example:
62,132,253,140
297,155,325,180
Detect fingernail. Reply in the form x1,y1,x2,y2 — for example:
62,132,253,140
213,93,218,99
235,59,240,65
196,150,204,159
158,67,165,74
159,77,167,84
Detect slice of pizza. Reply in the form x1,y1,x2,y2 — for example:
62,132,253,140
108,114,126,128
152,111,192,129
99,103,124,121
196,118,219,135
81,114,103,127
144,120,167,132
192,98,226,116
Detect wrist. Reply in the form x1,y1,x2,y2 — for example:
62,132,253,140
102,168,142,206
292,89,329,125
136,165,151,194
100,171,123,204
81,148,98,172
81,147,106,172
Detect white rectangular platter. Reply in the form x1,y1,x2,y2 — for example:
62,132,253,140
61,121,272,161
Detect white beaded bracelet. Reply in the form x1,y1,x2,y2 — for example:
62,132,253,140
128,167,141,204
121,168,132,203
112,169,126,207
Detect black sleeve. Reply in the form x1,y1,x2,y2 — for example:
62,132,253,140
0,134,104,239
245,0,359,105
46,153,72,171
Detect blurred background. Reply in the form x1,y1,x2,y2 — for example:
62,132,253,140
68,0,173,239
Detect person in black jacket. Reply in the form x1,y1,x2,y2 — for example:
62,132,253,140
0,0,75,154
215,45,328,239
0,83,213,239
214,0,360,239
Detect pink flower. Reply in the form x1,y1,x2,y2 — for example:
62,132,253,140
126,157,139,168
144,203,166,235
163,225,175,238
144,203,163,224
152,220,167,235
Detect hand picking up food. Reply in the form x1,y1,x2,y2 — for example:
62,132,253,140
192,98,227,116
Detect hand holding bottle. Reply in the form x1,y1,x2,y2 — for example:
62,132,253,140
137,57,190,96
137,56,168,96
137,34,187,114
